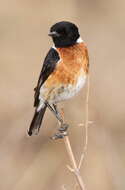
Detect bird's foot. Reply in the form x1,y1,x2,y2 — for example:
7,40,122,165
51,123,69,140
51,131,68,140
59,123,69,132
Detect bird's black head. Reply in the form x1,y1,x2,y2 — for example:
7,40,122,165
48,21,80,48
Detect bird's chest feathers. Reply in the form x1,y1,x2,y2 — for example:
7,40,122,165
56,43,87,83
45,43,88,88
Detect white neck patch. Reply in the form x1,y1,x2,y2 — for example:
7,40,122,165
77,37,83,43
52,36,83,49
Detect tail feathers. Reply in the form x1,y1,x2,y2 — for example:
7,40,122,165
28,105,47,136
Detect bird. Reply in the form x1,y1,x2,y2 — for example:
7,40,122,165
28,21,89,138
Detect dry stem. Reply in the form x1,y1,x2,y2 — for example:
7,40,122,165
64,136,85,190
59,75,90,190
79,75,90,169
59,110,85,190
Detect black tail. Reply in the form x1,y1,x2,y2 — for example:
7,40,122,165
28,105,47,136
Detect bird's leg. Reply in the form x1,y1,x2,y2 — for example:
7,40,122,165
45,101,69,139
53,104,69,132
53,104,58,114
53,104,63,124
45,101,63,123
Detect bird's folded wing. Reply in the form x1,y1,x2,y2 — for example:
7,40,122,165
34,48,60,107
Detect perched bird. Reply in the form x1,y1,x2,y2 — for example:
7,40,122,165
28,21,89,138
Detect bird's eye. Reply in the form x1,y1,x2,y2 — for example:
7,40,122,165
57,28,67,36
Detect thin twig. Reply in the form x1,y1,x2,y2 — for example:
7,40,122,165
59,110,85,190
79,75,90,169
59,75,90,189
84,75,90,152
64,136,85,190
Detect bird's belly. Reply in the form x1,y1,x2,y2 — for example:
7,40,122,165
40,75,86,104
54,75,86,102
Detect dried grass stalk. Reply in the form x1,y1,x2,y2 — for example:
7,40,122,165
59,75,90,190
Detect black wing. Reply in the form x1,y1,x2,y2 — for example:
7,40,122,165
34,48,60,107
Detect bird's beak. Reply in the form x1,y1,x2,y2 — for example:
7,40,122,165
48,31,60,37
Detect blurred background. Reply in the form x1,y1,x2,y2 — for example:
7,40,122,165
0,0,125,189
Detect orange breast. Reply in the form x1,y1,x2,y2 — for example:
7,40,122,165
45,42,89,88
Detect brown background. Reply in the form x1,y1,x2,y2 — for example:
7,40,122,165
0,0,125,189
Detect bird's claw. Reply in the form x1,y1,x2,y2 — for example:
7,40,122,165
59,123,69,132
51,131,68,140
50,123,69,140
